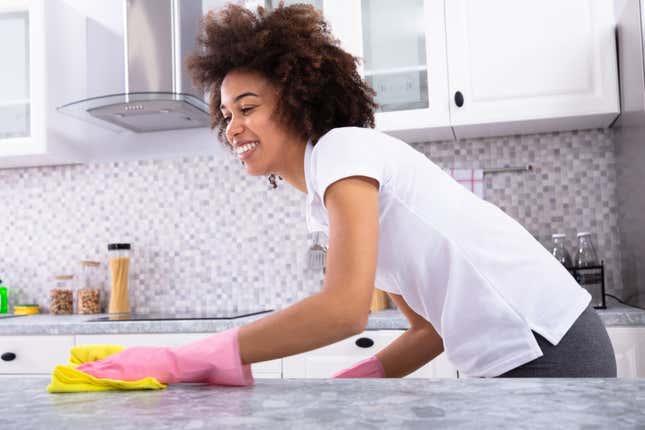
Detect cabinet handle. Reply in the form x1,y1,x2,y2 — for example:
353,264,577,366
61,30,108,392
1,352,16,361
355,337,374,348
454,91,464,107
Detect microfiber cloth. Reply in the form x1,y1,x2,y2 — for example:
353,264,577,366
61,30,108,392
47,344,166,393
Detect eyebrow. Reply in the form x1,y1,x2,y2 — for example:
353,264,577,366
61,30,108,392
220,92,259,110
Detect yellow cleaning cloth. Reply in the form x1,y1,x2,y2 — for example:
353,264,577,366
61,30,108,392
47,344,166,393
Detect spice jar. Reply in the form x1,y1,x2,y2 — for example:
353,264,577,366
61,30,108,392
108,243,131,314
78,261,101,314
50,275,74,315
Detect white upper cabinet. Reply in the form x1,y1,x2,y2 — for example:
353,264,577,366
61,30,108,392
0,0,84,168
0,0,45,159
324,0,619,142
325,0,452,142
445,0,620,140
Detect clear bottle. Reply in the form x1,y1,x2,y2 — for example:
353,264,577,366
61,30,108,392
575,232,599,268
108,243,131,314
575,232,603,307
551,234,572,268
78,261,101,314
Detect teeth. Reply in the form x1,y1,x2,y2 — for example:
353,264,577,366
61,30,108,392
236,141,258,155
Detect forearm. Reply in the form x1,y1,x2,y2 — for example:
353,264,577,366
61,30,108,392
375,327,444,378
238,291,365,365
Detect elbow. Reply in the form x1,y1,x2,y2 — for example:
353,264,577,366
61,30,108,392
345,312,369,336
332,308,368,337
319,291,370,336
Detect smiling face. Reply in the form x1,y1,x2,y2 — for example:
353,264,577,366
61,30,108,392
220,69,302,177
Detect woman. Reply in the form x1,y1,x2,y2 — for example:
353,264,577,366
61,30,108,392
77,3,616,384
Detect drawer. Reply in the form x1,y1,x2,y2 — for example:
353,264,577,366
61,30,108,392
283,330,400,378
283,330,458,379
0,335,75,374
76,333,282,376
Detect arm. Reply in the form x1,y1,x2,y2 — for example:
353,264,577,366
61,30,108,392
333,292,444,378
75,175,380,385
238,175,380,364
375,293,444,377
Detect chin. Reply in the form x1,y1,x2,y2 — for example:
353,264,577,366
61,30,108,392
242,163,268,177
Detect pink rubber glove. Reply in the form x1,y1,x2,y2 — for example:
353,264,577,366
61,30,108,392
331,356,385,378
76,327,253,386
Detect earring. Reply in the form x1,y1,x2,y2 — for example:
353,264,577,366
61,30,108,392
268,174,278,189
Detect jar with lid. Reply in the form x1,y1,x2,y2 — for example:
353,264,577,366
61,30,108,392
77,261,101,314
551,233,572,268
50,275,74,315
108,243,131,314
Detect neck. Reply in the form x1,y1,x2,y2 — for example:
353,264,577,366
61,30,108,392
275,139,308,193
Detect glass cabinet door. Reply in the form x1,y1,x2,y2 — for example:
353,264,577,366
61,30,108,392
361,0,428,112
265,0,322,9
0,6,30,140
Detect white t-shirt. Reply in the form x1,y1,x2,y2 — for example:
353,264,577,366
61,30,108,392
304,127,591,377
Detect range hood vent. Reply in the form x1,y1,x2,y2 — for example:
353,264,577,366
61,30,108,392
58,0,210,133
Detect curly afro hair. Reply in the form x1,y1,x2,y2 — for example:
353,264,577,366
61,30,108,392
186,2,377,146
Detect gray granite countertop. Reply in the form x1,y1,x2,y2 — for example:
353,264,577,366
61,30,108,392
2,376,644,429
0,298,643,335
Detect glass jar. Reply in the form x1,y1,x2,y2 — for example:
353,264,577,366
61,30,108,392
78,261,101,314
575,232,599,268
574,232,603,307
50,275,74,315
551,233,572,268
108,243,131,314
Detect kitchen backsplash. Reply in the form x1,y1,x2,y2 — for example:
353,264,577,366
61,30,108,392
0,128,621,313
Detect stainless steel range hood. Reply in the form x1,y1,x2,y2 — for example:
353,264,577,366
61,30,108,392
58,0,210,133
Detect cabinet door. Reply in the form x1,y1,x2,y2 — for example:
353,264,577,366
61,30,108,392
282,330,458,379
606,327,645,378
76,333,282,379
0,335,74,374
324,0,452,142
445,0,619,139
0,0,45,157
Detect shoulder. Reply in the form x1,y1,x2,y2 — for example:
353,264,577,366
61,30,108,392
315,126,384,146
308,127,392,200
312,127,394,160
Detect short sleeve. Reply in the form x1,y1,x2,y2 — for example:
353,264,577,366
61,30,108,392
310,128,386,208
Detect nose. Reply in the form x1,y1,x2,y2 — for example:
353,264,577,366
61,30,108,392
226,114,244,143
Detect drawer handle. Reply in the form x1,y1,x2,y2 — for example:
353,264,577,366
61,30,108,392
1,352,16,362
355,337,374,348
454,91,464,107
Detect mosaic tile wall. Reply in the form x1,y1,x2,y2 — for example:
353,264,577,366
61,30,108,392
0,128,621,314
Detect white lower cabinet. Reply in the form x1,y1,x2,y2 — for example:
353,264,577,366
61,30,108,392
3,328,643,379
0,335,74,374
282,330,458,379
606,327,645,378
76,333,282,379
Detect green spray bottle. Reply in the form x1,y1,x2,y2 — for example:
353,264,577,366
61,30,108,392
0,279,7,314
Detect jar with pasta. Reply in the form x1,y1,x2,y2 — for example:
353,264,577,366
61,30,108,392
50,275,74,315
78,261,101,314
107,243,131,314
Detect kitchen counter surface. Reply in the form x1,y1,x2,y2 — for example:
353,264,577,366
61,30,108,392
2,376,644,429
0,299,643,335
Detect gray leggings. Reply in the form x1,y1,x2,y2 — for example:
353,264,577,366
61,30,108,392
497,304,617,377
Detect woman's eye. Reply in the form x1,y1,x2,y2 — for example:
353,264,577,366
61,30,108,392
241,107,254,114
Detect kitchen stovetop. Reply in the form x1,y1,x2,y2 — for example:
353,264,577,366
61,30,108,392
86,309,273,322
